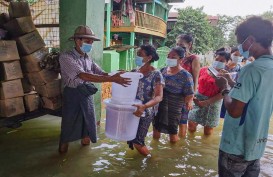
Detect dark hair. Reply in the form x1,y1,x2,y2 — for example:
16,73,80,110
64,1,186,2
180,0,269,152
215,47,231,54
214,47,231,62
231,46,238,53
235,16,273,48
216,51,230,62
176,34,194,44
171,46,185,59
140,44,159,63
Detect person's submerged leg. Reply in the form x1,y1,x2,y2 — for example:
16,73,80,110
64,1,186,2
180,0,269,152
59,142,69,154
129,115,153,156
242,159,260,177
188,121,198,133
218,150,249,177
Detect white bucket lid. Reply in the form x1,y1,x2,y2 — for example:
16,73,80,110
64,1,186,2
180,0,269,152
109,71,143,79
109,98,142,105
120,72,143,79
103,98,142,111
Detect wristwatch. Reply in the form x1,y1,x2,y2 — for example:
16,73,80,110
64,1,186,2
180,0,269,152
221,89,230,96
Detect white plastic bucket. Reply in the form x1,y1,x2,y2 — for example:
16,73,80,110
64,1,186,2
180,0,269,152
104,98,141,141
111,72,143,104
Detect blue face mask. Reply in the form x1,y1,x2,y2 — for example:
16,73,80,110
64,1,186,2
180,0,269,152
238,37,253,59
166,58,178,67
80,43,92,53
212,61,225,70
135,56,144,67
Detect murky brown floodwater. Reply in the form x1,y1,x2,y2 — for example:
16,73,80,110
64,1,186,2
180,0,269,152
0,115,272,177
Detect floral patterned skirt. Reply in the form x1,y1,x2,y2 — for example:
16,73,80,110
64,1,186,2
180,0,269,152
127,108,154,148
188,92,222,128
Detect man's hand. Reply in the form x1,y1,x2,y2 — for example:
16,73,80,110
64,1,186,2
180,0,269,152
110,71,131,87
133,104,146,117
219,72,233,81
215,76,230,91
218,69,236,86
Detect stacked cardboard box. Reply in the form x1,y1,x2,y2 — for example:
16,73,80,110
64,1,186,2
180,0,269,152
42,96,62,110
1,2,41,114
11,2,61,111
8,1,31,19
24,91,40,112
21,47,61,110
0,2,62,115
0,41,25,117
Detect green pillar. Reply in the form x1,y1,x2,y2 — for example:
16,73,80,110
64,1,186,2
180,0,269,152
152,0,155,15
129,32,135,70
149,36,153,45
105,1,111,47
164,9,168,21
60,0,105,121
163,8,169,46
130,32,135,46
162,38,167,46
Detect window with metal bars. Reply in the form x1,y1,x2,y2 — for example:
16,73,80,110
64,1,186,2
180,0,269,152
0,0,59,48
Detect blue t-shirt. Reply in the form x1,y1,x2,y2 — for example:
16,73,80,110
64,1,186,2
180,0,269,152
160,67,194,96
220,55,273,161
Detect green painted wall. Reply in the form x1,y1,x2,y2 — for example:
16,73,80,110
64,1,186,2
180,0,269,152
60,0,105,121
102,50,120,72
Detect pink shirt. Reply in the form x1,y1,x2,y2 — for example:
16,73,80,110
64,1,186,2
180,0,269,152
181,54,198,74
197,67,220,97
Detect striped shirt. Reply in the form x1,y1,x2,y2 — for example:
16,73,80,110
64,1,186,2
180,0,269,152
59,48,105,88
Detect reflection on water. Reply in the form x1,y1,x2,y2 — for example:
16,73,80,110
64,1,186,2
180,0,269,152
0,116,272,177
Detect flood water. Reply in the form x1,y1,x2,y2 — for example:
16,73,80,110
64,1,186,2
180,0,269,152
0,115,272,177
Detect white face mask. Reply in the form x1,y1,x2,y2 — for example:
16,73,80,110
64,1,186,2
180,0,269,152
212,61,225,70
166,58,178,67
231,54,243,64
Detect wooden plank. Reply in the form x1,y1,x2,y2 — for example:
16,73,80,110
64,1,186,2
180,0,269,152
109,26,166,38
134,26,166,38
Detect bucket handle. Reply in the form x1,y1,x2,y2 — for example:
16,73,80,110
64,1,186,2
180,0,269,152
138,73,144,79
132,105,146,117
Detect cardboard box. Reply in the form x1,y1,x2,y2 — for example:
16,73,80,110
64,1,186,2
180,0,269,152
24,92,40,112
0,40,20,62
21,48,48,73
4,16,36,37
42,96,62,110
0,79,24,99
16,30,45,55
0,61,23,81
8,1,31,19
35,79,61,98
21,77,34,93
0,97,25,117
27,69,60,86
